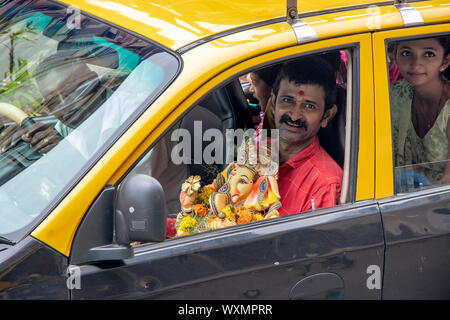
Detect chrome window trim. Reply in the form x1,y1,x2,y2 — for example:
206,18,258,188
394,3,424,27
288,19,319,44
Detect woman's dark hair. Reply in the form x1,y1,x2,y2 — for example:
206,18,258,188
254,64,281,87
436,35,450,80
272,56,337,111
436,35,450,56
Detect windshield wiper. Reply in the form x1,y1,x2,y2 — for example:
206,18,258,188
0,236,14,245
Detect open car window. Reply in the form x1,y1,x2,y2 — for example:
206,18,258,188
0,0,179,237
386,33,450,194
127,48,354,242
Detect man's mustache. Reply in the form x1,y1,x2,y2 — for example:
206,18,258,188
280,114,307,130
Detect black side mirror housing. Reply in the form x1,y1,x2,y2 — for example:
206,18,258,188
70,174,166,265
115,174,166,245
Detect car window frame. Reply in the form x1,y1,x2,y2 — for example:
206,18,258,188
117,33,375,251
372,23,450,200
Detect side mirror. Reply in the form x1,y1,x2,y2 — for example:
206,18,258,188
70,175,166,265
115,174,166,245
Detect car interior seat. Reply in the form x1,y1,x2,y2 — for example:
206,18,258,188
317,85,346,168
180,80,247,181
224,79,254,130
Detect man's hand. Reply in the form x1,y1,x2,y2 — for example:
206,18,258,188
22,123,62,153
0,122,61,154
0,123,22,153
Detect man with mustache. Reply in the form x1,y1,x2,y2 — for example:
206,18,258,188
272,56,342,215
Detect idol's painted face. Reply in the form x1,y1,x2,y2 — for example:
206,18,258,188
274,80,333,148
396,38,450,87
228,166,256,204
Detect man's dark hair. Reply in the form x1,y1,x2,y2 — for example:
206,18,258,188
320,51,342,74
272,56,337,111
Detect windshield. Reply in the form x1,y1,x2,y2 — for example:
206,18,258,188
0,0,179,239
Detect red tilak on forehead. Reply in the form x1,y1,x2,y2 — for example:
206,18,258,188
298,90,304,96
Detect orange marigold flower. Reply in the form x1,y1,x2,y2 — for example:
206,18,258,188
194,204,209,217
236,208,253,225
205,183,217,193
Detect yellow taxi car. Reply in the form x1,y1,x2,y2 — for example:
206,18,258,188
0,0,449,299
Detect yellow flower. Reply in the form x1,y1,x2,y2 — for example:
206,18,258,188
221,206,236,222
197,185,214,207
252,214,264,222
179,216,198,232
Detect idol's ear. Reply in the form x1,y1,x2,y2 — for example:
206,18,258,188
222,162,235,179
267,175,280,199
244,176,266,211
244,175,281,211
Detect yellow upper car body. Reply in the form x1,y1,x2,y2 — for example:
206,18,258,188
0,0,449,300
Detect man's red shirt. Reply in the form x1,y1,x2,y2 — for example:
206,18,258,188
277,136,342,216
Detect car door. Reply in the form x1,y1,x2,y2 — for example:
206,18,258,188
68,32,385,300
373,24,450,299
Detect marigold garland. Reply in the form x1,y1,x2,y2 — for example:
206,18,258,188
252,214,264,222
173,173,279,237
196,185,215,208
237,211,253,224
193,204,209,217
221,206,236,222
179,216,197,232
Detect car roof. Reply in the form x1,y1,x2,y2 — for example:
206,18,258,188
59,0,395,51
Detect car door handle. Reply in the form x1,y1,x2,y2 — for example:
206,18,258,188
289,272,344,300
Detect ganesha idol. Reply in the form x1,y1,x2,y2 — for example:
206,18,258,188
172,137,281,237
